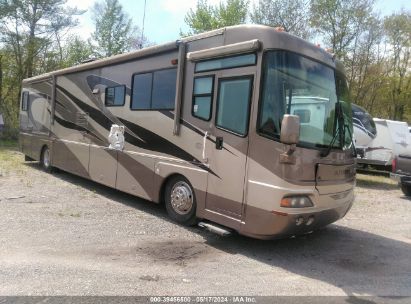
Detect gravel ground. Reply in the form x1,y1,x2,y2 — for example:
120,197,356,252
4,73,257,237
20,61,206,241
0,147,410,296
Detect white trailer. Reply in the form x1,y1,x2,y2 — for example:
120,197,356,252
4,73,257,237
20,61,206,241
357,118,411,169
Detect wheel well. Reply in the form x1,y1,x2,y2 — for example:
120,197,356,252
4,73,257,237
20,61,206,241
40,144,48,161
159,173,186,205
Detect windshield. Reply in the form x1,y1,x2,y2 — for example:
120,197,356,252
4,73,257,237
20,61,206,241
258,50,352,150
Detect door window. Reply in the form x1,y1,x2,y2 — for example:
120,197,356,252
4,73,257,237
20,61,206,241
216,77,253,136
192,76,214,121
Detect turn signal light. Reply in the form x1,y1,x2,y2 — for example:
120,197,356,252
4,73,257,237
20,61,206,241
281,196,314,208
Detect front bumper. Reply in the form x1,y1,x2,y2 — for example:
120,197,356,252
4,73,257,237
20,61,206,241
240,197,354,240
390,173,411,185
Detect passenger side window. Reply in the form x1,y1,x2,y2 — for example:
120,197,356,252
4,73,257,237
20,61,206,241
131,68,177,110
216,77,253,136
131,73,152,110
152,69,177,109
105,85,125,106
21,91,29,111
192,76,214,121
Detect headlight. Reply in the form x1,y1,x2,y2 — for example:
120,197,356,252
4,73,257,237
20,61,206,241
281,196,314,208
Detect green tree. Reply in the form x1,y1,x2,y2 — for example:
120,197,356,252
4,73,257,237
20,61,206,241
251,0,312,39
0,0,83,137
383,11,411,120
90,0,137,57
0,0,83,78
310,0,375,57
62,35,94,67
345,15,385,106
183,0,249,36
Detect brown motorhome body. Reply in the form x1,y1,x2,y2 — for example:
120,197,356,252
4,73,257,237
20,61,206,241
19,25,355,239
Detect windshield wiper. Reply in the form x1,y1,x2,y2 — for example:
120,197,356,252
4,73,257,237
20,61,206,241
320,102,343,157
343,121,357,157
320,125,340,157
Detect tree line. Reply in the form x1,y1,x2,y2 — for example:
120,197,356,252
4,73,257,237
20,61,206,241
186,0,411,123
0,0,145,138
0,0,410,139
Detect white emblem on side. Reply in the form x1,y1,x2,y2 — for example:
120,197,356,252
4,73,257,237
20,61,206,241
108,124,125,150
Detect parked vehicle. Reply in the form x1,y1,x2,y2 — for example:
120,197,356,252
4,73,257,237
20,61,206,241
356,118,411,170
391,154,411,196
352,104,376,155
19,25,355,239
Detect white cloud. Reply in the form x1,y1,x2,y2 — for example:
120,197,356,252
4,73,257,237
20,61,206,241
160,0,226,14
66,0,93,10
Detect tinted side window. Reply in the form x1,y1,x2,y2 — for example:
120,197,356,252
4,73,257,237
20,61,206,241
105,85,125,106
21,92,29,111
131,73,152,110
152,69,177,109
192,76,213,121
216,77,253,136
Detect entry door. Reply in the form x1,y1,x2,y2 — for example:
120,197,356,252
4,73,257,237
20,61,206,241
205,71,254,219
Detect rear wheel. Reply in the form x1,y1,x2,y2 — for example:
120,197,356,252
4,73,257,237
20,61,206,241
164,176,197,226
401,183,411,196
40,146,52,172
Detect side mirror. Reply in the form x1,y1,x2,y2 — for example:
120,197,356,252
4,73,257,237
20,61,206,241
280,114,300,145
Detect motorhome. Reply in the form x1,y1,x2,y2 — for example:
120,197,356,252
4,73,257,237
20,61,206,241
352,103,377,153
19,25,355,239
357,118,411,170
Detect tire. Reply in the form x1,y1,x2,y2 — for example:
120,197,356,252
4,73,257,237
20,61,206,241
40,146,53,172
164,176,198,226
401,183,411,196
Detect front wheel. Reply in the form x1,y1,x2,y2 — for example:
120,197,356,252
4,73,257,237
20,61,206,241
164,176,198,226
40,146,53,172
401,183,411,196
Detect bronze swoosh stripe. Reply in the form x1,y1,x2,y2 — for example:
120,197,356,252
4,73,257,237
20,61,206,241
53,115,156,195
54,115,104,145
55,84,219,178
159,110,237,156
84,74,234,156
119,117,220,178
86,75,132,96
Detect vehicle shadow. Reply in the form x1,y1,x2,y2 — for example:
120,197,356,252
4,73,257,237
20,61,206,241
356,176,398,191
26,162,411,297
24,162,169,220
203,227,411,296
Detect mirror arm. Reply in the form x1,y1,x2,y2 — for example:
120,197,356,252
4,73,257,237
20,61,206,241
280,144,297,164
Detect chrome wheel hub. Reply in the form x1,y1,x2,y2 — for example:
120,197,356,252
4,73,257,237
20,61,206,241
170,181,193,215
43,149,50,168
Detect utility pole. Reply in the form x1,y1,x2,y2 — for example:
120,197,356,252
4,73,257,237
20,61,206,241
140,0,147,49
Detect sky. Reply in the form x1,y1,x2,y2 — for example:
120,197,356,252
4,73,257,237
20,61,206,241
66,0,411,45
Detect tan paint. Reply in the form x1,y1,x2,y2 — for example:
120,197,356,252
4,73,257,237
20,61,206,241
116,151,155,200
88,145,118,187
52,140,90,178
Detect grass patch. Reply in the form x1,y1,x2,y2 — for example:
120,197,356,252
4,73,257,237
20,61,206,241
356,173,397,190
0,139,18,148
0,141,25,175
